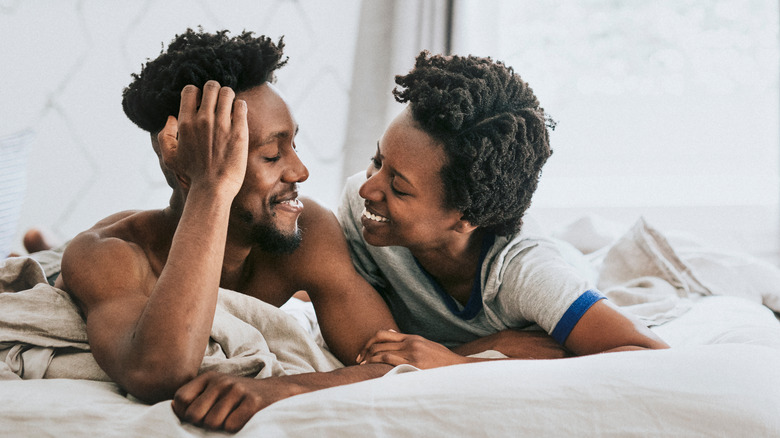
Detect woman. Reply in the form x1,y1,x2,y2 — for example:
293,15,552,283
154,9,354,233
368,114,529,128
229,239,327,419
338,51,668,368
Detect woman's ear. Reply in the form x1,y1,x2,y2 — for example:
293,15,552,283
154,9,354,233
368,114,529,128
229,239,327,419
454,217,479,234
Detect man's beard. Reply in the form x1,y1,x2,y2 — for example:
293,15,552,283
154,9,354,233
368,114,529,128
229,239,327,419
249,220,302,254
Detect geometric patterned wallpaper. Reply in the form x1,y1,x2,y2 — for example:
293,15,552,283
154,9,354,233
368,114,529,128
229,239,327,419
0,0,364,253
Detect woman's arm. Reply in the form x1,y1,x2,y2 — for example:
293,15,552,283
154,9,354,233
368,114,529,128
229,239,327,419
563,299,669,355
359,299,667,369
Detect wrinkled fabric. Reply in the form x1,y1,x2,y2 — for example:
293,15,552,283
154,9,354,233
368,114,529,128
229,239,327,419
0,257,342,381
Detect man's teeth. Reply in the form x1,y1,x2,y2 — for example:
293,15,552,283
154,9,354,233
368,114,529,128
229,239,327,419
362,208,389,223
279,198,303,208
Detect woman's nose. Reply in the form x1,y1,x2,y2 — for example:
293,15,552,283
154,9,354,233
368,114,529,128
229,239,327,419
358,169,382,201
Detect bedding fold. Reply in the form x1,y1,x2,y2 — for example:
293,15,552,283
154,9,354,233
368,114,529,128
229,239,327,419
593,216,780,325
0,257,342,382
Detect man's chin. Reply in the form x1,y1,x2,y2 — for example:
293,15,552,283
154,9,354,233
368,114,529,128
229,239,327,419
251,224,302,254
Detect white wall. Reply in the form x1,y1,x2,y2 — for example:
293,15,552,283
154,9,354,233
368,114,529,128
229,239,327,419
1,0,362,253
3,0,778,263
453,0,780,262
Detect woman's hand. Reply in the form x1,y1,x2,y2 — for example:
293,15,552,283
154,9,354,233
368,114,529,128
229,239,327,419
356,330,471,369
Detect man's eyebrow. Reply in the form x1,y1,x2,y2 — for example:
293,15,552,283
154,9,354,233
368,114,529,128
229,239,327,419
258,125,299,146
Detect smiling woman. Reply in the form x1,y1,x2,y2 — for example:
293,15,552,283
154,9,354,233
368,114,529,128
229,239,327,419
338,51,668,367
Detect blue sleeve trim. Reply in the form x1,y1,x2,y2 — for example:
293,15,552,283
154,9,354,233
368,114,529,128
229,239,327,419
550,289,606,344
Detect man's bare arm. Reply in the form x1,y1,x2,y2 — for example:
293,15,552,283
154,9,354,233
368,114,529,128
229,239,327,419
59,82,248,402
450,329,570,358
173,364,393,432
291,199,400,365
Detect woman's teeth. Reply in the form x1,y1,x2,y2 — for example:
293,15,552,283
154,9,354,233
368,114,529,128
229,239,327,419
362,208,389,223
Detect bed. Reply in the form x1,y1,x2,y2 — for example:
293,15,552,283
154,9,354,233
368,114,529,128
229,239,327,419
1,214,779,437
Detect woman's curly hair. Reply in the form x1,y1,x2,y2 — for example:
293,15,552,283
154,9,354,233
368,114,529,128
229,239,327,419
122,28,287,134
393,51,554,236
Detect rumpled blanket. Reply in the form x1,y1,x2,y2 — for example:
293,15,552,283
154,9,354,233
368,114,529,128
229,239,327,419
0,256,342,381
586,217,780,325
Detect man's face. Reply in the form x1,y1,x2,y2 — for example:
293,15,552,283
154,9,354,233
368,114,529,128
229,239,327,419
230,83,309,253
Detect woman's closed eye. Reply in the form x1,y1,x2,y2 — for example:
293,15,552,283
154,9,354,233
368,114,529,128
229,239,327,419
390,176,409,196
370,155,381,168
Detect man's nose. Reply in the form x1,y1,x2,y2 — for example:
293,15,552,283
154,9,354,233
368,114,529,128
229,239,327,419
283,150,309,183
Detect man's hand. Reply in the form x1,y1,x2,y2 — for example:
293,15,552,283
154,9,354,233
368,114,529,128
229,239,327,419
172,364,394,433
172,371,296,433
158,80,249,197
357,330,471,369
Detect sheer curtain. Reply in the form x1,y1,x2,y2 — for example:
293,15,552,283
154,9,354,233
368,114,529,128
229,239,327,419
451,0,780,261
340,0,453,181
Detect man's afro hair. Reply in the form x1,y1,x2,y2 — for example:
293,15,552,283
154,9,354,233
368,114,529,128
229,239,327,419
122,28,287,133
394,51,554,236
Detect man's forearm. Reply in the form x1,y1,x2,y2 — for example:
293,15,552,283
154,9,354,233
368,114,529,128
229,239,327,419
124,189,235,399
284,363,394,394
451,329,570,359
174,363,395,432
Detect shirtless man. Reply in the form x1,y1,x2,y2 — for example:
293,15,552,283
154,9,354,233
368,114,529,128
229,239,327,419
56,29,397,432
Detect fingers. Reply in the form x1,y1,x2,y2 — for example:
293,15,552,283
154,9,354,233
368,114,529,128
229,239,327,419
179,84,202,121
363,352,407,367
198,80,222,116
172,372,263,432
158,115,179,166
200,390,243,431
356,329,405,363
179,80,237,120
223,399,260,433
215,86,236,123
171,372,209,419
231,98,248,141
173,372,240,431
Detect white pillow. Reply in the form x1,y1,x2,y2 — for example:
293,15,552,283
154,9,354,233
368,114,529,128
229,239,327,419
0,130,33,257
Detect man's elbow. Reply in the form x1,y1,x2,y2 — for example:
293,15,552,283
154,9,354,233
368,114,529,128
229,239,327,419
121,364,199,403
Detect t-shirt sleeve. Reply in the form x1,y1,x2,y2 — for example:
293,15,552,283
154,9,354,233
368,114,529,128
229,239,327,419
549,289,605,344
336,172,387,291
486,236,605,343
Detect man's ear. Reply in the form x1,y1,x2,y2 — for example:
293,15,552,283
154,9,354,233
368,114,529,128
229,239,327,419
454,217,479,234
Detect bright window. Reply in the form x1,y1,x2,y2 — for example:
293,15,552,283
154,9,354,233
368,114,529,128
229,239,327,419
452,0,779,258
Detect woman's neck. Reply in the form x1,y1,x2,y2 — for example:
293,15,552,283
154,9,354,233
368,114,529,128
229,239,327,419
410,229,486,305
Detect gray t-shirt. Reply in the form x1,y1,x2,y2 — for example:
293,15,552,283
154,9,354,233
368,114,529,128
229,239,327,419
337,173,603,348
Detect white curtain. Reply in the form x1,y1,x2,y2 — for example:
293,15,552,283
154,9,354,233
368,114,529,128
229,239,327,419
341,0,453,181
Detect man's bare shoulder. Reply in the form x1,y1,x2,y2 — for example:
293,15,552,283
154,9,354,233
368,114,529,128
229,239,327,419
59,209,163,308
285,197,354,282
297,197,346,250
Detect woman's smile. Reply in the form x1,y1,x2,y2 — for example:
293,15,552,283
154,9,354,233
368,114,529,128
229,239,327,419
362,207,389,223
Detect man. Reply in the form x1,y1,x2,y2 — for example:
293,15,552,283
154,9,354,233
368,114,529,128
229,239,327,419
56,28,398,432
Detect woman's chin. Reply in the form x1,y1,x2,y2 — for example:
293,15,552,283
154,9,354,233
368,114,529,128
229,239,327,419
361,227,391,247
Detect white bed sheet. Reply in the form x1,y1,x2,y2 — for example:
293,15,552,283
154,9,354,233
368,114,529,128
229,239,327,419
2,215,780,437
1,295,779,437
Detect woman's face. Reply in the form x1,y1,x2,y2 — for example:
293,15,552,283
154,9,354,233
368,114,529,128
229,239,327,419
358,107,465,250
